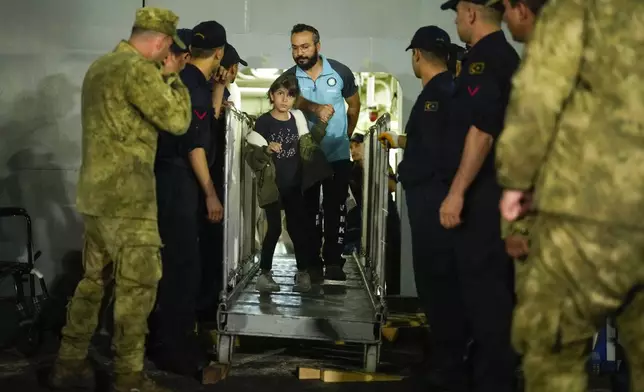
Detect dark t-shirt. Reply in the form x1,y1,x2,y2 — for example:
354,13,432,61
156,63,214,170
255,112,301,191
398,71,454,187
445,31,520,182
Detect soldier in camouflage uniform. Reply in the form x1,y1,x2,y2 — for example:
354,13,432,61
49,7,191,392
496,0,644,391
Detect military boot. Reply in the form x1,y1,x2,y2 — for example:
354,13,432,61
48,358,95,390
112,372,172,392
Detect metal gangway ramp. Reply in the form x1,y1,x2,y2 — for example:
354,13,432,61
214,108,392,372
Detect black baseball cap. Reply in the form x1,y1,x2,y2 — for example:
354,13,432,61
170,28,192,54
440,0,505,11
191,20,227,49
406,26,451,51
350,133,365,143
220,44,248,68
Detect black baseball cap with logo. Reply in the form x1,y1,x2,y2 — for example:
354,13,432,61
440,0,505,11
220,44,248,68
191,20,227,49
406,26,451,52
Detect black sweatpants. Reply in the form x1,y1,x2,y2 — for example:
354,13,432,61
304,159,351,268
151,165,202,357
260,187,316,271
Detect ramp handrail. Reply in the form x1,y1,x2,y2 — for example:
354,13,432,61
221,108,391,307
359,113,391,299
222,107,260,300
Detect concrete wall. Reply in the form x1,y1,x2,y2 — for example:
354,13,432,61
0,0,143,293
0,0,521,295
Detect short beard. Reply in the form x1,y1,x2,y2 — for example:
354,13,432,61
295,50,319,71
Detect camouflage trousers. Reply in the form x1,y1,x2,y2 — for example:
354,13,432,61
512,214,644,392
58,214,162,374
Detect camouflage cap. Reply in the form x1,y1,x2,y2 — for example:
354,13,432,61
133,7,186,49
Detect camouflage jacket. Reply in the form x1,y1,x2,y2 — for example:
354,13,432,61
496,0,644,228
76,41,191,220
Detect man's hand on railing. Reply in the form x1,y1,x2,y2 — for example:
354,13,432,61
377,131,400,149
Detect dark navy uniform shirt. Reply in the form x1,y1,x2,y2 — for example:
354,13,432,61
443,31,519,184
398,71,455,188
156,63,215,169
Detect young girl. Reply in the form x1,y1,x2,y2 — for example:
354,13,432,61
245,74,331,293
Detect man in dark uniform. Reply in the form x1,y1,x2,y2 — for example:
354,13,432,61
197,43,247,323
150,20,227,376
378,26,467,391
162,28,192,74
438,1,520,391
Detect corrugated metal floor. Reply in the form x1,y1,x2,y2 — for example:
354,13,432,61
228,255,373,322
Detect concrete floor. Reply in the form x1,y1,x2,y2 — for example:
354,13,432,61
0,295,622,392
0,334,423,392
0,332,620,392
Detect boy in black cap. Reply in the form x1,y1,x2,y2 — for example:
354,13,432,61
162,28,192,74
437,0,520,391
151,19,227,376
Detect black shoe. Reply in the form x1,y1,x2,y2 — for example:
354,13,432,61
148,334,208,377
149,348,204,377
324,265,346,281
309,267,324,284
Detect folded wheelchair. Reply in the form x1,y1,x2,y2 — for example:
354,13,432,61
0,207,49,356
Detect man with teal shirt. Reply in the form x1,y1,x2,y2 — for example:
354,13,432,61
283,24,361,282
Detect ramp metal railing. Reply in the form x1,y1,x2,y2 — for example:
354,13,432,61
358,113,391,300
219,108,390,310
221,107,260,300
